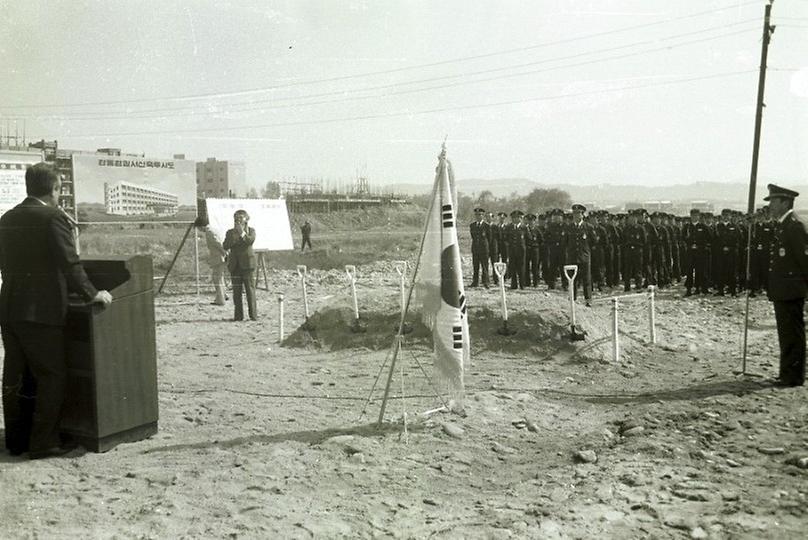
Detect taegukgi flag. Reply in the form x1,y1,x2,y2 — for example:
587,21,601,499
415,145,469,402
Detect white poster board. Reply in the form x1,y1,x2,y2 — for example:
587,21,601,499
0,150,44,218
205,198,294,251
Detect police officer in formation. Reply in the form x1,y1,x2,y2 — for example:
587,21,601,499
469,207,490,288
469,203,785,303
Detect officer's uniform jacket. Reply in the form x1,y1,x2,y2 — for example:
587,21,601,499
768,211,808,301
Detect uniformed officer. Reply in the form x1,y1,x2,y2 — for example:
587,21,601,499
684,208,713,296
487,211,500,285
765,184,807,387
564,204,595,305
497,212,509,266
622,209,646,291
469,207,490,288
544,209,566,289
506,210,527,290
750,207,774,297
714,208,741,296
606,213,622,288
525,213,542,287
589,211,608,292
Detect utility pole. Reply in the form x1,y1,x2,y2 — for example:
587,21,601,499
742,0,775,374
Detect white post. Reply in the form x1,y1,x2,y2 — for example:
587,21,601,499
648,285,657,344
612,297,620,363
494,262,508,320
563,265,579,327
393,260,408,316
346,265,359,322
193,226,200,302
278,293,285,341
297,265,310,320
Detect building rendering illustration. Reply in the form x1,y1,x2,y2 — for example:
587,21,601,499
104,181,179,216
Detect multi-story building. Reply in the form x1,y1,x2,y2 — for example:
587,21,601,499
196,157,246,198
104,181,179,216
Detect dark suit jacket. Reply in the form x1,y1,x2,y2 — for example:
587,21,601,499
469,220,490,253
768,211,808,301
223,226,257,273
0,197,98,326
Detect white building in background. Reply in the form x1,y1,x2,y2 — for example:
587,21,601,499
104,181,179,216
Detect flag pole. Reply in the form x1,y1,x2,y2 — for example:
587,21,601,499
377,147,445,426
741,1,774,375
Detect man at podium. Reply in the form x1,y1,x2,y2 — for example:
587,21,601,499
0,163,113,459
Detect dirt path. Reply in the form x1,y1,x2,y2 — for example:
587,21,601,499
1,265,806,539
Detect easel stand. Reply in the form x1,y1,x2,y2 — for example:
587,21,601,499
158,221,197,295
254,252,270,291
494,262,516,335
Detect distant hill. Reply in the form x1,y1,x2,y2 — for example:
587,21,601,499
387,178,808,208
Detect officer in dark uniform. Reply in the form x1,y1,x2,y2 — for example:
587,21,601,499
607,212,622,288
641,210,658,288
714,208,741,296
525,214,542,287
684,208,713,296
588,211,608,292
750,207,775,296
497,212,509,266
622,209,646,291
765,184,807,387
469,207,490,288
564,204,595,305
487,211,500,285
544,209,565,289
651,212,671,288
506,210,526,290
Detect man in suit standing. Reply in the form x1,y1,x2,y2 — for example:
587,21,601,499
0,163,113,459
469,207,490,288
765,184,807,387
223,209,258,321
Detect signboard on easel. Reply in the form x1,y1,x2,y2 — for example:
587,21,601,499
203,198,294,251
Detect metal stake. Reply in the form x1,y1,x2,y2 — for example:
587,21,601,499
648,285,657,344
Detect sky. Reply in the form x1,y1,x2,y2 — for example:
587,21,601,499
2,0,807,192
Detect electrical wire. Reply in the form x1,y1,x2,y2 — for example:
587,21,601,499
66,69,756,138
0,0,761,111
14,21,759,122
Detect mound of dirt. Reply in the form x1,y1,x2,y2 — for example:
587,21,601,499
282,284,633,366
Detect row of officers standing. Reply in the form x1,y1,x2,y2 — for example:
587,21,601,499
469,204,780,305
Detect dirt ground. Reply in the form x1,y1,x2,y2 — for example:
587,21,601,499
1,259,807,539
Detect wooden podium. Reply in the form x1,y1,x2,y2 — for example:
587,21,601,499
60,255,158,452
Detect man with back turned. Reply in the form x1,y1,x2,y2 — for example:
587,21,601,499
765,184,807,387
0,163,113,459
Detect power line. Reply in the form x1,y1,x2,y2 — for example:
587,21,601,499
66,70,755,138
14,23,758,122
0,0,760,110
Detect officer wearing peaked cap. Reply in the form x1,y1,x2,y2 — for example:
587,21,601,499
486,211,500,285
564,204,596,305
765,184,807,386
544,208,566,289
506,210,527,289
469,207,490,288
